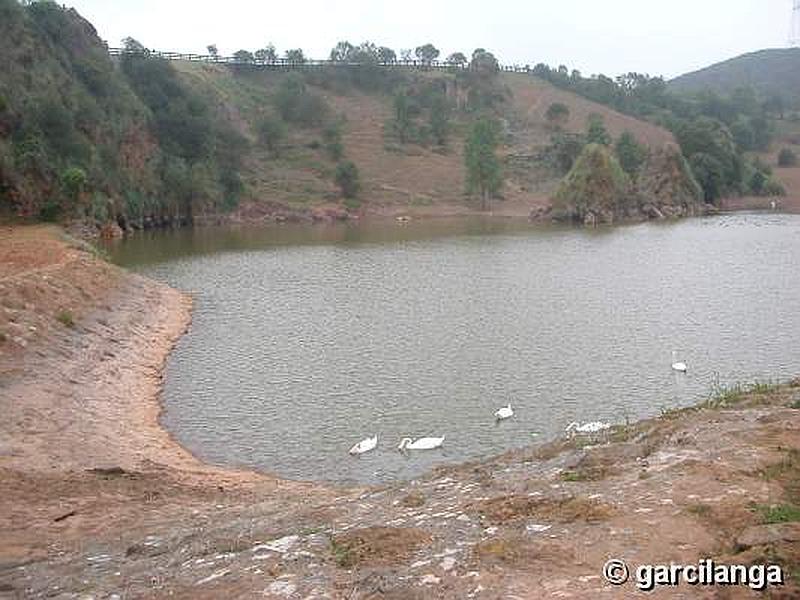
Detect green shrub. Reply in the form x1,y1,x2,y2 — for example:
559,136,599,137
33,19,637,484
60,166,87,203
335,161,360,198
778,148,798,167
764,178,786,197
614,132,647,177
322,124,344,159
39,199,62,222
257,115,287,156
273,75,328,127
56,310,75,328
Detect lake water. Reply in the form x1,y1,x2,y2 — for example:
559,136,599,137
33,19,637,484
109,214,800,485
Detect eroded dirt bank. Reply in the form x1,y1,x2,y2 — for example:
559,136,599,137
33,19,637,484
1,225,799,599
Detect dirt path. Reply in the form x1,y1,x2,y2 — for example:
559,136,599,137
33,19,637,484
1,225,799,599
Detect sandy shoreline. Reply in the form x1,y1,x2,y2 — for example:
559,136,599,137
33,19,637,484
2,224,800,598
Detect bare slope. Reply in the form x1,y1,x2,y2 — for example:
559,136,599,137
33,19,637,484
172,65,675,218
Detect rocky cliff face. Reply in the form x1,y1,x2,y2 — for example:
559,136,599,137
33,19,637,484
636,146,705,219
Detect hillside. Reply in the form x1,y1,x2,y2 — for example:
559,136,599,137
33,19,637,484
0,1,684,228
670,48,800,100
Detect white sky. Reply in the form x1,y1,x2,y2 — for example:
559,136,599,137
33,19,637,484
68,0,796,79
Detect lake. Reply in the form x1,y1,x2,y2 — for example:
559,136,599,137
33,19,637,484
108,213,800,485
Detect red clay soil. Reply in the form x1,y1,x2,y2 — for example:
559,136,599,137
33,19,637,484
1,226,799,599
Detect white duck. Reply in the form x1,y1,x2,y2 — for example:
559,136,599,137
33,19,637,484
398,436,445,451
565,421,611,435
349,435,378,455
494,404,514,420
671,350,687,372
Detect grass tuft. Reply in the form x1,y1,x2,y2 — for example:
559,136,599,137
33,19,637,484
754,504,800,524
56,310,75,328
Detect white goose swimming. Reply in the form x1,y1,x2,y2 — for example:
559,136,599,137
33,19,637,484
671,350,687,372
349,435,378,455
494,404,514,420
398,436,445,451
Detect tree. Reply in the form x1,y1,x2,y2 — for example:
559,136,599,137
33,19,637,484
255,44,277,63
257,116,287,156
465,118,502,210
273,75,328,126
377,46,396,63
207,44,218,57
285,48,305,64
764,94,786,120
400,48,413,62
675,117,741,198
730,117,755,151
545,102,570,129
689,152,725,203
429,95,449,146
61,166,87,207
335,161,360,198
447,52,467,67
393,91,412,143
586,114,611,146
233,50,254,63
549,133,586,174
778,148,798,167
470,48,499,74
122,37,148,55
415,43,439,65
330,41,354,62
614,132,647,176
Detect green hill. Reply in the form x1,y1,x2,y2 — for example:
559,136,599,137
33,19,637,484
669,48,800,101
1,0,690,228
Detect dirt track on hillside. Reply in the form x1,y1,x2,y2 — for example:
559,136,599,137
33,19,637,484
1,226,799,599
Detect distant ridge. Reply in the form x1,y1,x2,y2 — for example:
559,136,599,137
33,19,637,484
669,48,800,98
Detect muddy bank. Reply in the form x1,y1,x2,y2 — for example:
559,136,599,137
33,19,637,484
1,225,800,599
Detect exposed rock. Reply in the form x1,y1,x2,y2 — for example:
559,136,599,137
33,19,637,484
735,523,800,549
551,144,705,225
635,146,704,219
99,223,124,239
551,144,632,224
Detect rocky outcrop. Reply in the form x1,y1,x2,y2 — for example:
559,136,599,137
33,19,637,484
635,146,704,219
551,144,633,225
549,143,708,225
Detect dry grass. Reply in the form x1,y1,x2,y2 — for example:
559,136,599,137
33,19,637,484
399,491,426,508
473,535,574,567
475,494,614,525
330,527,431,568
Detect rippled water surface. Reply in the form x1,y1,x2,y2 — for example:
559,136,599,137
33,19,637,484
109,214,800,484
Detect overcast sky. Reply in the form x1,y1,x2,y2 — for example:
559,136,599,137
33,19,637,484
68,0,796,79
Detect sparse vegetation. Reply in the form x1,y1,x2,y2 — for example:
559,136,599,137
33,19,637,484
56,310,75,328
257,116,287,156
545,102,570,130
754,504,800,524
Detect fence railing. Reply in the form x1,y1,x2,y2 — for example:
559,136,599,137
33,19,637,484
107,47,533,74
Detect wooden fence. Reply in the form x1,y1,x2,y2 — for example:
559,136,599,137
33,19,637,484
107,47,533,74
